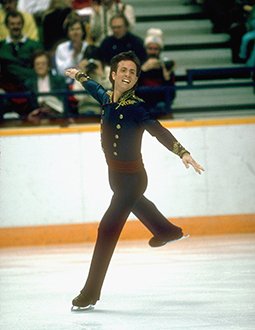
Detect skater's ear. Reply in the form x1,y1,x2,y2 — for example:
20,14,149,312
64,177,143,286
111,70,116,81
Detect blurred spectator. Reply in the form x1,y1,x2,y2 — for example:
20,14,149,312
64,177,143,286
42,0,74,52
89,0,135,45
138,28,176,117
72,0,92,10
0,11,42,119
72,0,92,20
229,0,255,63
17,0,51,15
25,50,68,123
139,28,175,88
239,4,255,63
98,13,146,66
0,0,39,41
54,16,89,78
245,40,255,65
72,57,111,115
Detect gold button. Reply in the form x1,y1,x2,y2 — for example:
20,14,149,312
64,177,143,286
119,114,123,119
115,134,119,139
116,124,121,129
113,143,117,147
113,152,118,156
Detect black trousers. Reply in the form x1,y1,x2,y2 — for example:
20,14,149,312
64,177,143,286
81,168,181,300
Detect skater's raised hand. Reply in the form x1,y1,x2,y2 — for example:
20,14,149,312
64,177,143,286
182,153,205,175
65,68,79,80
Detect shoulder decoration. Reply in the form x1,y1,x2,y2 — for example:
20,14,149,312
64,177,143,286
115,89,144,109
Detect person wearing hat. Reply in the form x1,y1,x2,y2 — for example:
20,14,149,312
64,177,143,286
138,28,176,117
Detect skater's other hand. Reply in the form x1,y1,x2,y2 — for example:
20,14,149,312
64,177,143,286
182,153,205,175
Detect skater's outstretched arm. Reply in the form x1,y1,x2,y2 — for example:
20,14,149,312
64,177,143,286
65,68,109,105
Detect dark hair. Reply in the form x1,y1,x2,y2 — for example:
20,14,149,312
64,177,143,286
64,17,86,40
4,10,24,27
32,50,51,67
110,13,130,29
109,51,141,86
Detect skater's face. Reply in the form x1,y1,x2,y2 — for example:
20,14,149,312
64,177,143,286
111,60,138,94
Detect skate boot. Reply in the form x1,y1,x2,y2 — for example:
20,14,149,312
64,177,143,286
71,291,98,311
149,229,189,248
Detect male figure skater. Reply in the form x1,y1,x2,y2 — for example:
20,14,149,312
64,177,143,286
65,51,204,310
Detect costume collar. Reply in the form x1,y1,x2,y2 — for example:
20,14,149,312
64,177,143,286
107,88,143,109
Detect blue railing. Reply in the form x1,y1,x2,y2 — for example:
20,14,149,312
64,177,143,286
0,66,254,122
0,86,176,119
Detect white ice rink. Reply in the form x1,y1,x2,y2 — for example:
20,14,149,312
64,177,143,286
1,234,255,330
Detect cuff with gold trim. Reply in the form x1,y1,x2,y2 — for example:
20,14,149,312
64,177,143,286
173,142,190,158
75,71,90,83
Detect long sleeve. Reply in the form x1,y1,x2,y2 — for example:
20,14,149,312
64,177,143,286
143,117,189,158
75,73,110,105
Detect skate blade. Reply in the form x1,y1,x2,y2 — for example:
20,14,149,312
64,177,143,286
71,304,95,312
178,234,190,241
165,234,190,245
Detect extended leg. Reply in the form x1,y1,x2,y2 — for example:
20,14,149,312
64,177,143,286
132,195,185,247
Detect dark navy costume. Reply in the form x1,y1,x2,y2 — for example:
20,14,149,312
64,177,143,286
75,76,189,302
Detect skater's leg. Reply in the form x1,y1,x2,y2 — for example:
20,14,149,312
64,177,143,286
80,197,130,300
132,195,182,238
73,170,147,307
132,196,186,247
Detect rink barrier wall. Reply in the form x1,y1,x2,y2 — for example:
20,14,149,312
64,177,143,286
1,116,255,137
1,116,255,247
0,214,255,247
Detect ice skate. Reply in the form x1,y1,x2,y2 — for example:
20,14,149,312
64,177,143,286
71,292,97,311
149,230,189,248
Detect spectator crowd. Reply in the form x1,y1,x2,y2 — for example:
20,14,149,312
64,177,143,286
0,0,254,123
189,0,255,64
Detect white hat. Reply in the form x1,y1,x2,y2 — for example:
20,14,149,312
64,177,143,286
144,28,164,48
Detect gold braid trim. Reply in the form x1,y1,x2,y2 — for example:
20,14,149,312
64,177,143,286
75,71,90,83
115,89,144,109
173,141,190,158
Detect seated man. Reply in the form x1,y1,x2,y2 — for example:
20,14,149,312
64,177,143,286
0,10,42,119
98,13,146,66
25,50,68,123
0,0,39,41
